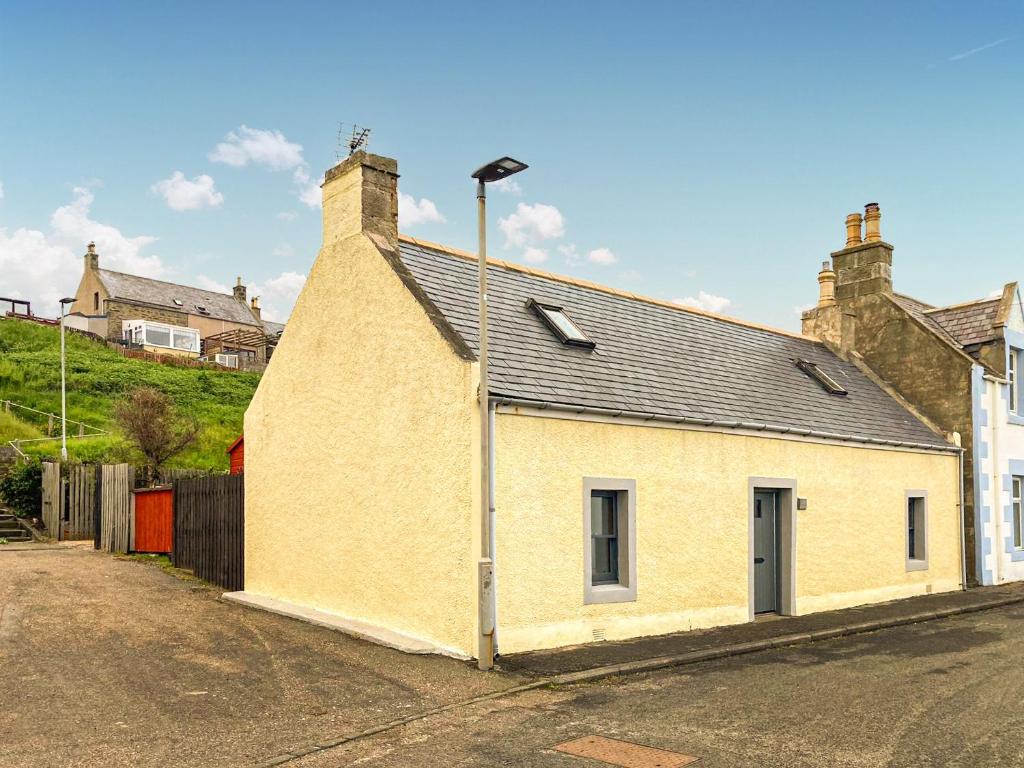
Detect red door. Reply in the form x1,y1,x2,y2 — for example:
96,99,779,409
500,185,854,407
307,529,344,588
133,487,173,553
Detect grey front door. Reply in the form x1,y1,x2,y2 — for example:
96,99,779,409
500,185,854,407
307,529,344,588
754,491,778,614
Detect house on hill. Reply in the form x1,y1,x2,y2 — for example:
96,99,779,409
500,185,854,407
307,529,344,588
66,242,283,366
238,151,963,661
803,207,1024,586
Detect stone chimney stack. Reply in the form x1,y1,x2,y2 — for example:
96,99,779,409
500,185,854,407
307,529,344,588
831,203,893,300
321,151,399,247
84,241,99,271
250,296,261,320
233,276,247,302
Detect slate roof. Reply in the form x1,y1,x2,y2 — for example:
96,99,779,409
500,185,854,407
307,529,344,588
97,269,261,326
926,299,1001,347
397,239,951,450
891,294,962,348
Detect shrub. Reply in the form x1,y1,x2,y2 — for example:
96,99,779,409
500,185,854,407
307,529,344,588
0,461,42,518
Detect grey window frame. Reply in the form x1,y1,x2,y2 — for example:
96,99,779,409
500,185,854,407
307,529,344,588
1011,349,1020,415
1014,476,1024,550
528,299,596,349
906,490,928,571
583,477,637,604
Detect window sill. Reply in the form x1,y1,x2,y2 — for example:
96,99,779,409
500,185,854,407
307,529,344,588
584,582,636,605
1008,413,1024,427
906,558,929,572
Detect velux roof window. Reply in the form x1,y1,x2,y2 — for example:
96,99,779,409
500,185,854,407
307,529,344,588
528,299,595,349
796,359,847,396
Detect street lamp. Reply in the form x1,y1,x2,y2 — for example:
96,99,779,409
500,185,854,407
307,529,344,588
59,297,75,461
471,156,528,671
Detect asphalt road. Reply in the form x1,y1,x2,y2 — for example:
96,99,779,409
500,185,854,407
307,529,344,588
292,602,1024,767
6,543,1024,767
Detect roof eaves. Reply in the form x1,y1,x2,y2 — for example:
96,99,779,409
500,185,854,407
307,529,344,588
492,396,958,453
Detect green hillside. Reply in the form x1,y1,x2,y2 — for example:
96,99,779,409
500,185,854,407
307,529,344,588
0,319,260,469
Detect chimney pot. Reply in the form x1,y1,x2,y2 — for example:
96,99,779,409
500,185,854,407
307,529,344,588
863,202,881,242
250,296,261,319
817,260,836,307
233,277,247,303
845,213,863,248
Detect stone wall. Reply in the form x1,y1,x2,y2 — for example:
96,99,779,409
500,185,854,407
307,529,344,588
104,301,190,341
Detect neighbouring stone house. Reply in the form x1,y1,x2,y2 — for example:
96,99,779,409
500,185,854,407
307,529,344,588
66,242,284,365
802,205,1024,586
236,151,964,662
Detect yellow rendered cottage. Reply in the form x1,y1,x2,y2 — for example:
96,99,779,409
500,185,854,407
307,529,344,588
233,151,964,661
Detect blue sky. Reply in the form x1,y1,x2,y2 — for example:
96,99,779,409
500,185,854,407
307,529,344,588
1,1,1022,326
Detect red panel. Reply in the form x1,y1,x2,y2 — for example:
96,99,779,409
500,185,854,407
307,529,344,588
229,439,244,475
134,488,173,553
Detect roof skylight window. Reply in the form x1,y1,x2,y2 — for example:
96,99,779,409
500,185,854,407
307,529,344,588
195,305,209,315
528,299,595,348
796,359,847,396
173,299,183,306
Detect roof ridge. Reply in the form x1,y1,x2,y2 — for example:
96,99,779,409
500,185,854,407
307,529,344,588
924,295,1001,314
398,234,817,344
97,268,236,300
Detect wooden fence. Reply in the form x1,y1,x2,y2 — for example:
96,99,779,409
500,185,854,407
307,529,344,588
41,462,61,535
173,474,244,591
99,464,134,553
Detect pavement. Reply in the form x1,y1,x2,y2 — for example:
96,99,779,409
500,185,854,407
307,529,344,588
6,542,1024,767
500,581,1024,678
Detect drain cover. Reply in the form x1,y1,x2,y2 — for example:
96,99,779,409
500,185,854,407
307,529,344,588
553,735,698,767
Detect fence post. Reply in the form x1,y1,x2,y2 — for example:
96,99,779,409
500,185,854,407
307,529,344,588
93,464,102,549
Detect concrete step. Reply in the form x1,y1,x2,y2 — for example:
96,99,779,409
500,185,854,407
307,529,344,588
0,515,35,541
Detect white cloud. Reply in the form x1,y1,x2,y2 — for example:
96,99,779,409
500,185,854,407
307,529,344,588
522,247,548,264
398,191,446,227
492,178,522,195
0,187,163,315
248,271,306,322
151,172,223,211
209,125,305,170
587,247,617,265
195,275,232,294
211,125,319,207
295,167,323,209
673,291,733,314
793,303,815,317
499,202,565,248
559,243,581,266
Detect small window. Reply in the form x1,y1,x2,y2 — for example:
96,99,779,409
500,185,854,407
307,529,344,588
583,478,637,604
796,359,847,395
591,492,619,584
528,299,595,348
144,324,171,348
1011,350,1019,414
171,328,199,352
195,304,209,315
173,298,184,307
906,492,928,571
1013,477,1024,549
92,292,99,312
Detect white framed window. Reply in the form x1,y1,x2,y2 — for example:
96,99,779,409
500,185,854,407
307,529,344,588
906,491,928,571
171,327,199,352
1011,350,1020,415
121,320,199,352
1014,477,1024,550
583,477,637,604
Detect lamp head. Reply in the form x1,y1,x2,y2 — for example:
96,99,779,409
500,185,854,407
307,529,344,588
471,157,528,183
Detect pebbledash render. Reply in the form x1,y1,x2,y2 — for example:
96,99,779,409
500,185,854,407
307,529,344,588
804,205,1024,587
235,152,963,660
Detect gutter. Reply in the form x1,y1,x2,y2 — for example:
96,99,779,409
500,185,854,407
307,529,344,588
491,397,960,454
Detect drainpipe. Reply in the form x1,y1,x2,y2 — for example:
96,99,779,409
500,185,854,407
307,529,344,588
488,400,498,655
958,444,967,591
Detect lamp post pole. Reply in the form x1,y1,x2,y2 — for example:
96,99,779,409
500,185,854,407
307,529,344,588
471,157,528,671
59,299,70,461
476,178,494,671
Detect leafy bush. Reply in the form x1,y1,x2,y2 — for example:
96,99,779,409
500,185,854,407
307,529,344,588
0,461,42,518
